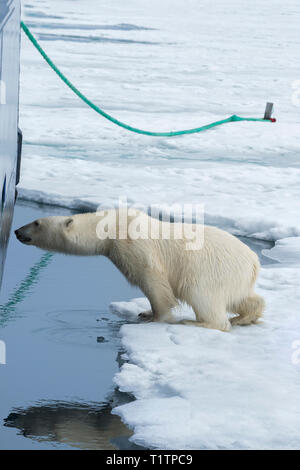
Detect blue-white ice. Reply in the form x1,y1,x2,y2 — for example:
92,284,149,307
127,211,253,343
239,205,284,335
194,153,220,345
111,265,300,449
20,0,300,449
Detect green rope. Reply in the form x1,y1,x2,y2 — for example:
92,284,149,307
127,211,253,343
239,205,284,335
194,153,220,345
21,21,273,137
0,252,53,326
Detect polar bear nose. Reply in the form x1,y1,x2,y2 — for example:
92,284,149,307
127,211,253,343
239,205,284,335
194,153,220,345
15,229,32,243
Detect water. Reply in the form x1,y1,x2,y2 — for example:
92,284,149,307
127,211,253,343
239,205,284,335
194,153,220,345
0,201,142,450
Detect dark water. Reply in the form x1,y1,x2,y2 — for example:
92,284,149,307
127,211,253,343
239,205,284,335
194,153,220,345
0,201,142,450
0,200,273,450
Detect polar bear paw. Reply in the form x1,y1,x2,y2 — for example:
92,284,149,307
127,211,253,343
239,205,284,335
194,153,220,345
138,310,154,322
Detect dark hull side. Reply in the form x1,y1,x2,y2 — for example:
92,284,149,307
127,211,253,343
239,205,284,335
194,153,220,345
0,0,21,288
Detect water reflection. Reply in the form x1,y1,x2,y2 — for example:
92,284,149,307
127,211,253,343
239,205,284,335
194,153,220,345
4,398,141,450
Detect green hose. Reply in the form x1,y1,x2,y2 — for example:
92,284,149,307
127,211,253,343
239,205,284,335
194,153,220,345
21,21,273,137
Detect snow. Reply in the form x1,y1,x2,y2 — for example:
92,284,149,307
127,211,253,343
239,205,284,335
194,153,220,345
19,0,300,450
111,267,300,449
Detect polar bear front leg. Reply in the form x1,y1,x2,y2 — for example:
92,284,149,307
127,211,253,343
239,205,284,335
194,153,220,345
140,269,178,323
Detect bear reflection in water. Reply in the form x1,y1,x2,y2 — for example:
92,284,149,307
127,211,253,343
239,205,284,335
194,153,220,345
4,399,142,450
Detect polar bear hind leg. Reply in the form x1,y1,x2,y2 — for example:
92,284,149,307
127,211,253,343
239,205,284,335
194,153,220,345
181,294,231,332
230,293,265,326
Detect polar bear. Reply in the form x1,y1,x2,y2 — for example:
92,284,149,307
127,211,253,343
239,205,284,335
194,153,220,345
15,209,265,331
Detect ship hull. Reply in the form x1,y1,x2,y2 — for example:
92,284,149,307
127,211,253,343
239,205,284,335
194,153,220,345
0,0,21,287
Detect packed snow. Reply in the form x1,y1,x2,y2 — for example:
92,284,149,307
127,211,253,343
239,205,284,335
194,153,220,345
111,265,300,449
19,0,300,449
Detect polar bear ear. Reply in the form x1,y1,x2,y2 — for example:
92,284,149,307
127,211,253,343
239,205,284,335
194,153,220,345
65,218,73,228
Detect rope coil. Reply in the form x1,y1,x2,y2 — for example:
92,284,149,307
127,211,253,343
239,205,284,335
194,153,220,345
21,21,274,137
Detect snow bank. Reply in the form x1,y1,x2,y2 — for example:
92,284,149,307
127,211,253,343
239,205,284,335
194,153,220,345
19,155,300,242
111,267,300,449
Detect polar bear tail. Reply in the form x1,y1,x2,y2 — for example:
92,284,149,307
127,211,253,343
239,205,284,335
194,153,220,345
230,293,265,326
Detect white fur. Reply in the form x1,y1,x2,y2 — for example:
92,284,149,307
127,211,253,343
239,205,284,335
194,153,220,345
16,209,265,331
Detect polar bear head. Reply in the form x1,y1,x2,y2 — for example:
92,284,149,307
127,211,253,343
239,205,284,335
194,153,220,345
15,213,105,255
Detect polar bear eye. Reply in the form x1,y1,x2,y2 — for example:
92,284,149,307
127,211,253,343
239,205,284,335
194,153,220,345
34,221,40,227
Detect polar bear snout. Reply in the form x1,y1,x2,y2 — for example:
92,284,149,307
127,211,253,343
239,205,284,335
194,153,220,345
15,219,44,246
15,227,32,244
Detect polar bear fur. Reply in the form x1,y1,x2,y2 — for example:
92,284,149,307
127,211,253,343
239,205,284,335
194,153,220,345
15,209,265,331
